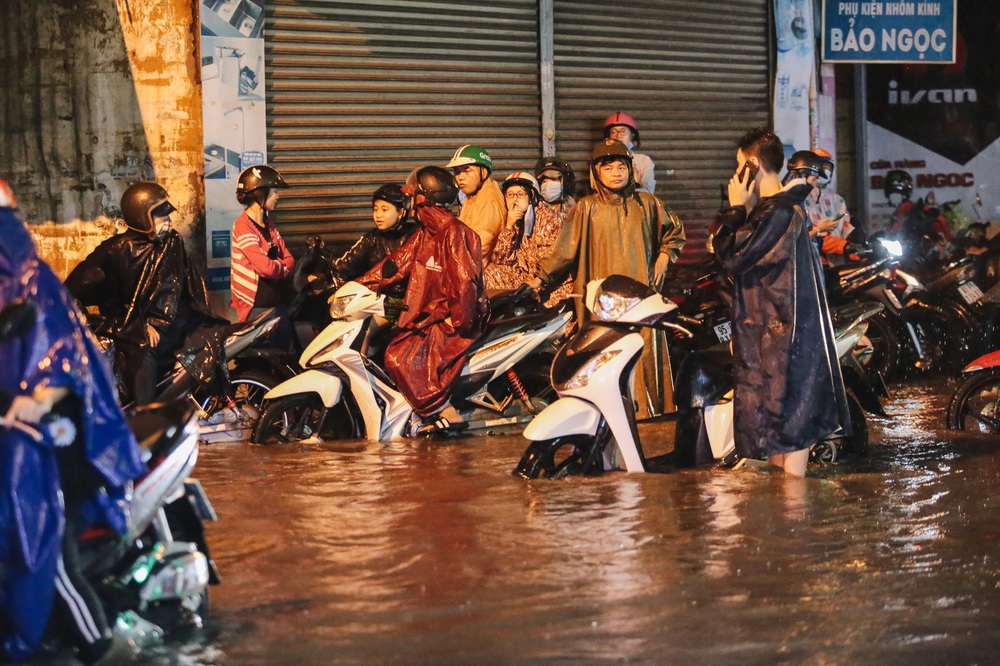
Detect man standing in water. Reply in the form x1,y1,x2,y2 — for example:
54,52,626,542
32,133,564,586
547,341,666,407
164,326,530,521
712,129,848,477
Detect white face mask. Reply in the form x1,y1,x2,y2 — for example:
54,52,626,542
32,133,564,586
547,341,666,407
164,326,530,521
888,192,904,207
539,180,563,203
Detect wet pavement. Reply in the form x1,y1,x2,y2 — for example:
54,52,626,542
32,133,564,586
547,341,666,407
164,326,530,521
94,379,1000,663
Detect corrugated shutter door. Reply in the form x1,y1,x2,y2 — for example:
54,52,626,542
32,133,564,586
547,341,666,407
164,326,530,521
265,0,542,250
552,0,771,262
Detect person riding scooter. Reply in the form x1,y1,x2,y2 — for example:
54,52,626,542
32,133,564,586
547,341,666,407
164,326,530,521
65,181,220,405
0,180,145,663
359,166,489,435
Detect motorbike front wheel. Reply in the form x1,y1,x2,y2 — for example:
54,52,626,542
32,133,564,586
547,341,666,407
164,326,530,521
946,369,1000,432
512,435,606,479
251,394,362,444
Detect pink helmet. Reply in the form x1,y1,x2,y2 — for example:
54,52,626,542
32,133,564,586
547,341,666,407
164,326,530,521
603,112,640,144
0,179,17,209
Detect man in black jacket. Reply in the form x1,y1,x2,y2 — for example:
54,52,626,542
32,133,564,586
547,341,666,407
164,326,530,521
65,182,217,405
712,129,849,477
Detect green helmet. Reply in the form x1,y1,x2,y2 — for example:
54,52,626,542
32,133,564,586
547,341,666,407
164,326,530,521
884,169,913,200
446,144,493,172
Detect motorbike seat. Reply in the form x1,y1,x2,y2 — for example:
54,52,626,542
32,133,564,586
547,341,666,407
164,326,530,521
467,311,559,356
127,399,200,463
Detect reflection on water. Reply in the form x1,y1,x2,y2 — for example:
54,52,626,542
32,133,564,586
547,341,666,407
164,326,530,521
133,380,1000,663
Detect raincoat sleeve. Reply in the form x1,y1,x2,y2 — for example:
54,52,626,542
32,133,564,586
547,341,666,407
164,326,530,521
489,221,521,267
714,201,795,276
444,228,486,337
331,233,379,284
537,202,585,285
658,205,686,263
64,240,112,308
358,230,418,292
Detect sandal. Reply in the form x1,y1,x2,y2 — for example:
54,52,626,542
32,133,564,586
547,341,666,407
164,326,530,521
416,416,469,438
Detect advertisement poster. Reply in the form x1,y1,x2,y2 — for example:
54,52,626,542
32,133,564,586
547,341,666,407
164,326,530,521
200,0,267,299
864,0,1000,233
774,0,816,157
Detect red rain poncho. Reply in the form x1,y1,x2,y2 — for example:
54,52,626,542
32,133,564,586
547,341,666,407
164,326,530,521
361,204,488,418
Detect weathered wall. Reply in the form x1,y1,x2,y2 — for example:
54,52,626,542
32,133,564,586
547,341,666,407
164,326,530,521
0,0,203,277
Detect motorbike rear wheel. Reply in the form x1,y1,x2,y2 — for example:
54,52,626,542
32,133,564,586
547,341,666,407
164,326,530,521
946,369,1000,432
251,394,362,444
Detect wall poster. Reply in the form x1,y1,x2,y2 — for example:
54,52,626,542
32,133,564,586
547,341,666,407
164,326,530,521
864,0,1000,233
200,0,267,304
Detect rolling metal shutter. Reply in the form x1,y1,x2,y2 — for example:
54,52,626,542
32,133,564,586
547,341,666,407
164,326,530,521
265,0,542,250
552,0,772,260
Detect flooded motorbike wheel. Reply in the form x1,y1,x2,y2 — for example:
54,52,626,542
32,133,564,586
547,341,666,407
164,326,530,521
946,369,1000,432
512,434,606,479
251,394,361,445
862,311,899,380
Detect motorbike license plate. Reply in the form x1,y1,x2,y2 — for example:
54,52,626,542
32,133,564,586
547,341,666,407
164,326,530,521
958,280,984,304
714,321,732,343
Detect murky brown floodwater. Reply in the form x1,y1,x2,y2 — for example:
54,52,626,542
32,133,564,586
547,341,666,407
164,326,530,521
125,379,1000,664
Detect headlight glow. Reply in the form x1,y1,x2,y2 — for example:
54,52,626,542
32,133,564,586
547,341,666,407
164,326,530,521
556,350,621,390
879,239,903,256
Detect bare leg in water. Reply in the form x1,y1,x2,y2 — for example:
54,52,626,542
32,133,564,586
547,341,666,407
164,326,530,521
769,447,809,477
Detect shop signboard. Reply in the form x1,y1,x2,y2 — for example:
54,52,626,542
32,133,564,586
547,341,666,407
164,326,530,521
822,0,956,63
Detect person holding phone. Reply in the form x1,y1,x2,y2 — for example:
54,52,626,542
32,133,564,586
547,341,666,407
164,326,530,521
712,129,849,478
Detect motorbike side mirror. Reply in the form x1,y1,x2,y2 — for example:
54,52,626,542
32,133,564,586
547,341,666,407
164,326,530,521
382,259,398,280
0,300,37,342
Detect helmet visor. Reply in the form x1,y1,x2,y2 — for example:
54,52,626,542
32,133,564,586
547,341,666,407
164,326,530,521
150,200,176,218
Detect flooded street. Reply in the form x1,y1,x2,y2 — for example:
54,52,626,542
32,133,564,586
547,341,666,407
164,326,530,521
155,378,1000,664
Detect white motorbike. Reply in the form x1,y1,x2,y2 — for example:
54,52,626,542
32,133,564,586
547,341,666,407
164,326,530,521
252,278,574,443
513,275,880,479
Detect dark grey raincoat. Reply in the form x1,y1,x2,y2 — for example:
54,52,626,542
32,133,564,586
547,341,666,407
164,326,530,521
713,181,849,458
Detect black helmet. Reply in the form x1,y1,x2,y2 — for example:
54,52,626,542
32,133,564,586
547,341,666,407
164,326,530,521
371,183,409,210
236,165,288,206
534,157,576,198
121,181,175,237
410,166,458,207
884,169,913,199
785,150,824,179
591,139,633,167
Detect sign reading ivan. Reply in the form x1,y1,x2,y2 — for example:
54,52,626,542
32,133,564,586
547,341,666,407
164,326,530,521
822,0,956,63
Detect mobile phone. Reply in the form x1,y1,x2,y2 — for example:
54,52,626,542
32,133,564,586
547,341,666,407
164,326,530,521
738,160,759,184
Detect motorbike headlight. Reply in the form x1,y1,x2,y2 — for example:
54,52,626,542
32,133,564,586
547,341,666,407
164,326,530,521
555,349,621,390
307,329,354,368
330,293,356,319
593,291,641,321
878,238,903,257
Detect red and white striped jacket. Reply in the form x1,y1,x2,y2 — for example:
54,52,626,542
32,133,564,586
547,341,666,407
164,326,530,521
230,211,295,322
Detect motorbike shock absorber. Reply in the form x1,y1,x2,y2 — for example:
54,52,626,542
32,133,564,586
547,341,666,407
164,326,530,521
506,369,537,415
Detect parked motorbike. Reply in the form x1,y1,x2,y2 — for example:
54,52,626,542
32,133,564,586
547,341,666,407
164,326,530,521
512,275,884,479
87,309,286,443
251,273,574,444
945,349,1000,433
